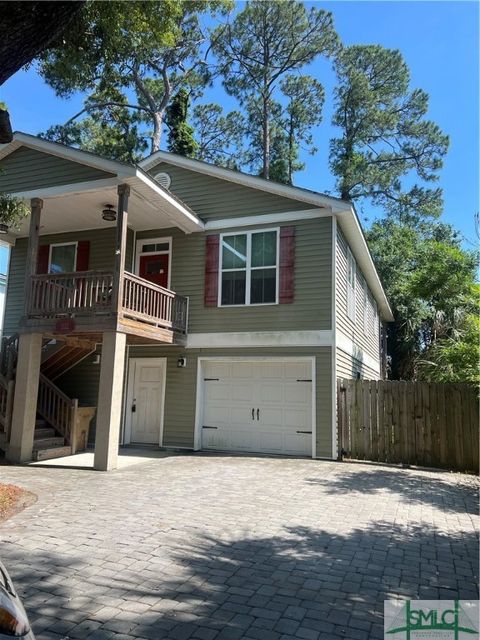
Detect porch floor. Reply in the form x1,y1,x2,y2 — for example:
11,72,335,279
28,446,179,469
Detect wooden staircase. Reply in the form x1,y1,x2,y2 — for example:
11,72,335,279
41,340,96,380
33,417,71,461
0,334,92,462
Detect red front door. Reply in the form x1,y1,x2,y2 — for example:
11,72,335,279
139,254,169,289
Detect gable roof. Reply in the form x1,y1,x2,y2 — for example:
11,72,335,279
141,151,394,321
0,133,203,234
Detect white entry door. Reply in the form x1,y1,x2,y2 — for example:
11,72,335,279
202,359,313,456
128,358,166,444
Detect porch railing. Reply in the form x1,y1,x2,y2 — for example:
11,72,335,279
27,270,188,334
30,271,114,316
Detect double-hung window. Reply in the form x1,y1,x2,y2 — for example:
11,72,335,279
346,247,356,321
220,229,278,306
49,242,77,274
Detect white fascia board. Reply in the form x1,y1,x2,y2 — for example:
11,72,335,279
2,132,134,177
187,330,333,349
336,330,381,376
337,208,394,322
205,208,331,230
132,169,203,232
139,151,347,213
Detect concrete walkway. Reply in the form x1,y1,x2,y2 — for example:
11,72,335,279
0,454,478,640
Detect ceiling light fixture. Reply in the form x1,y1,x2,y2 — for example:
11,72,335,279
102,204,117,222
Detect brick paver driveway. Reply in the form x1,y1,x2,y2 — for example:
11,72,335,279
0,454,478,640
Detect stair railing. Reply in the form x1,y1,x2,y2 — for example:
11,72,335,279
37,373,78,446
0,334,18,381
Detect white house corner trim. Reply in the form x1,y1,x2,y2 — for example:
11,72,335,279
331,216,338,460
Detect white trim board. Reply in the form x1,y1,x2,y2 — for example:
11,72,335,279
194,356,317,458
336,330,381,376
187,330,333,349
331,216,338,460
205,209,331,230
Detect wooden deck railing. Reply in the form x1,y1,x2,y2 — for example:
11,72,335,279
37,373,77,445
27,271,188,334
122,271,188,333
0,374,15,439
30,271,114,316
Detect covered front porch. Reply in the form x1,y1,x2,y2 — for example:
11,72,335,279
0,133,203,469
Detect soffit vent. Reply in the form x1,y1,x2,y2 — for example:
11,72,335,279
153,171,171,190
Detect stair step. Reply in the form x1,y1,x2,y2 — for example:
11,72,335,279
33,445,72,462
34,427,56,439
33,436,65,449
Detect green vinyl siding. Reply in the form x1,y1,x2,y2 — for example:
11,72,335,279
138,216,332,333
0,147,115,193
128,346,333,458
336,228,381,364
4,227,134,335
336,348,380,380
147,162,308,221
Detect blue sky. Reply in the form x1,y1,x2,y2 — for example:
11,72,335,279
0,0,478,252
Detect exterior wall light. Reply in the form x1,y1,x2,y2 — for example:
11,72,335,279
102,204,117,221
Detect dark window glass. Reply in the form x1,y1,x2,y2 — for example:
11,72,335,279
221,271,246,305
251,231,276,267
250,268,276,304
222,235,247,269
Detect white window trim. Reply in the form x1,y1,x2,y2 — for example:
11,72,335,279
135,236,172,290
346,246,356,322
218,228,280,307
48,241,78,274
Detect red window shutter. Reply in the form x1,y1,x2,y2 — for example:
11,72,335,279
76,241,90,271
37,245,49,274
204,234,219,307
279,226,295,304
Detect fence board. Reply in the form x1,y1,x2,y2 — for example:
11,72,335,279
338,379,478,473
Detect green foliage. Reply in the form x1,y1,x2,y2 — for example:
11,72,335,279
191,103,246,168
165,89,198,158
0,193,29,229
40,87,148,162
39,0,229,153
212,0,338,179
331,44,449,219
367,218,478,381
417,311,480,385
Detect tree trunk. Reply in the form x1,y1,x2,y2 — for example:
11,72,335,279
0,1,85,86
262,97,270,179
151,111,163,153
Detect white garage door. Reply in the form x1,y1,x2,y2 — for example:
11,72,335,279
202,359,313,456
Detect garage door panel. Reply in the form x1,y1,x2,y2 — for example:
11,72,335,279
202,359,313,457
232,382,256,402
284,382,311,403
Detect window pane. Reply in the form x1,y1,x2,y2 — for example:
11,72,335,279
142,244,156,253
50,245,76,274
155,243,170,252
222,235,247,269
221,271,246,305
251,231,276,267
250,268,276,304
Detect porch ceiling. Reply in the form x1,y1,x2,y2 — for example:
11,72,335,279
8,181,202,238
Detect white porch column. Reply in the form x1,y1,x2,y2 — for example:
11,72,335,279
7,332,43,463
94,331,126,471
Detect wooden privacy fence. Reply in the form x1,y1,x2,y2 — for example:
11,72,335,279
337,379,479,473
